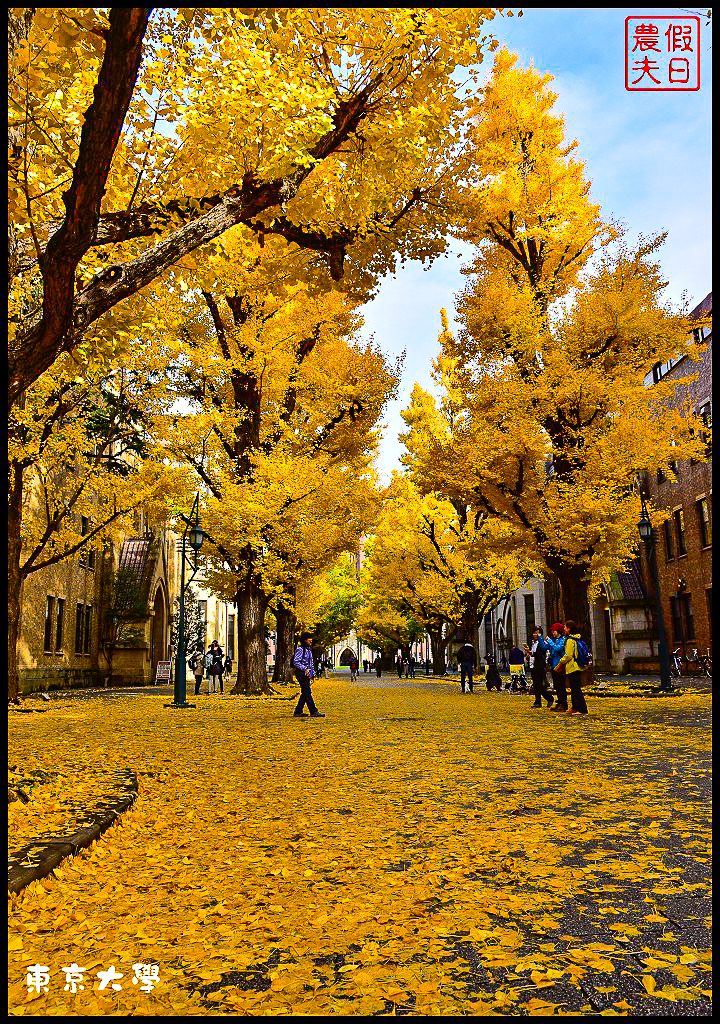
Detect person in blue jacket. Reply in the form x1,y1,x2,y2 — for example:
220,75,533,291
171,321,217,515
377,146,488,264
537,622,569,711
292,632,325,718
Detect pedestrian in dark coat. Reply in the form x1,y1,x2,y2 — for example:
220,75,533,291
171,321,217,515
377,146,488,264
206,641,224,694
525,627,554,708
457,640,477,694
292,632,324,717
374,655,382,678
189,648,205,696
221,653,233,694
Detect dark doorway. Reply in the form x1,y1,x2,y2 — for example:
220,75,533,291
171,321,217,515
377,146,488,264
151,587,167,681
603,608,613,669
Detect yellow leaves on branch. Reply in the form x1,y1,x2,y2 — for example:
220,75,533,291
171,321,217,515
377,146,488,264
358,474,535,643
402,48,709,591
154,248,397,603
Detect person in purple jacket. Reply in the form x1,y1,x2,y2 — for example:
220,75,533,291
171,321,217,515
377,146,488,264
292,632,325,718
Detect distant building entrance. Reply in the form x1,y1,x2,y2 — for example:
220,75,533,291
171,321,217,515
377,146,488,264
338,647,355,666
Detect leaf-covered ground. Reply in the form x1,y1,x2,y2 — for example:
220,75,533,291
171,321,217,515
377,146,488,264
8,678,712,1016
8,759,134,855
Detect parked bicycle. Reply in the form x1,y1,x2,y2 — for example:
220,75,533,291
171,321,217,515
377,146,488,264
671,647,712,677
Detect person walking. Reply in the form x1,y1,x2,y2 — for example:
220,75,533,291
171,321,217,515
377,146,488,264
349,654,358,682
408,654,416,678
525,627,554,708
292,632,324,717
539,623,570,712
557,620,589,715
189,647,205,696
456,639,477,694
395,653,403,678
374,655,382,678
363,658,368,674
485,655,502,691
206,640,224,694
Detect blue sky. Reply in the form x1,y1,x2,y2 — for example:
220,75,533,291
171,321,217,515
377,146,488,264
362,7,712,481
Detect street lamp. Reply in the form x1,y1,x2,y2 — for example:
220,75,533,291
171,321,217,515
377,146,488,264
638,492,672,692
166,493,206,709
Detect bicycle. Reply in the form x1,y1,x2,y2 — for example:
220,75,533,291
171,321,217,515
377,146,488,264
693,648,712,677
672,647,713,677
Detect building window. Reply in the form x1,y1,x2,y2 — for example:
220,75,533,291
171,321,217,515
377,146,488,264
55,598,65,652
680,593,695,641
75,603,84,654
83,605,93,655
79,516,95,569
44,596,55,653
697,498,711,548
198,600,207,648
485,616,493,658
674,509,687,556
663,520,674,560
669,597,683,642
698,403,712,455
523,594,535,642
227,614,235,661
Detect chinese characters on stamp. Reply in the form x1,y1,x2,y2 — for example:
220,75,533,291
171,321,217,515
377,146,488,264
625,16,700,91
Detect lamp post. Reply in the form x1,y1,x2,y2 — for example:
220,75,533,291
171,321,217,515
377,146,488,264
166,493,206,709
638,492,673,692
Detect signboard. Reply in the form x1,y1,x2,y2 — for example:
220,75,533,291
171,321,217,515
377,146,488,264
155,660,172,683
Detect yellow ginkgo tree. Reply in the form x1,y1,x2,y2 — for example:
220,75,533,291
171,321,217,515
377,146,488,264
155,241,396,694
357,475,532,673
402,50,708,640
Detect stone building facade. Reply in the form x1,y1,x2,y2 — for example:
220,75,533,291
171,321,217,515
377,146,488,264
477,577,546,667
18,506,179,695
18,534,105,695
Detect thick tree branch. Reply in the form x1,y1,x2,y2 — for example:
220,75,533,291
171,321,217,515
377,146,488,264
9,70,384,407
9,8,151,406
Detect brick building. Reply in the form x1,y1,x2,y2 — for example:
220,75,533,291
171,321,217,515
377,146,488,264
640,292,712,659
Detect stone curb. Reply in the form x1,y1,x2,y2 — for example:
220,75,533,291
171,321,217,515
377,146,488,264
8,771,138,895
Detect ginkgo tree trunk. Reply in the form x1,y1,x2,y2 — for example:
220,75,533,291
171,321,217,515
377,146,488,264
272,599,297,686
